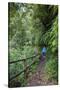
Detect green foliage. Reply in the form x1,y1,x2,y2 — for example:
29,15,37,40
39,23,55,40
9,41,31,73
8,3,58,86
45,57,58,81
44,16,58,82
49,17,58,54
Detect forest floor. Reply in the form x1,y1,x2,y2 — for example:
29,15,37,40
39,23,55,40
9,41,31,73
27,59,57,86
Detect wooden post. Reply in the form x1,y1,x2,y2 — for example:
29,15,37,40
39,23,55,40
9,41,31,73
24,59,29,80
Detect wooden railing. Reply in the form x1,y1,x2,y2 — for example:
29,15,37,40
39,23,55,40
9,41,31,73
8,54,40,83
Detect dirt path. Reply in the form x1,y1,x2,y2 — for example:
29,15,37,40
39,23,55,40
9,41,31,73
27,60,57,86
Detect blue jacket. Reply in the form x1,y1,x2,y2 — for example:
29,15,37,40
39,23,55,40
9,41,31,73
42,47,46,54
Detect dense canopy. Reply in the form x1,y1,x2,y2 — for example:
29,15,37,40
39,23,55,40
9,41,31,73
8,3,58,87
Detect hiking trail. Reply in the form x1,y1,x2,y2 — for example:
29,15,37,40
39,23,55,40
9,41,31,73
27,59,57,86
